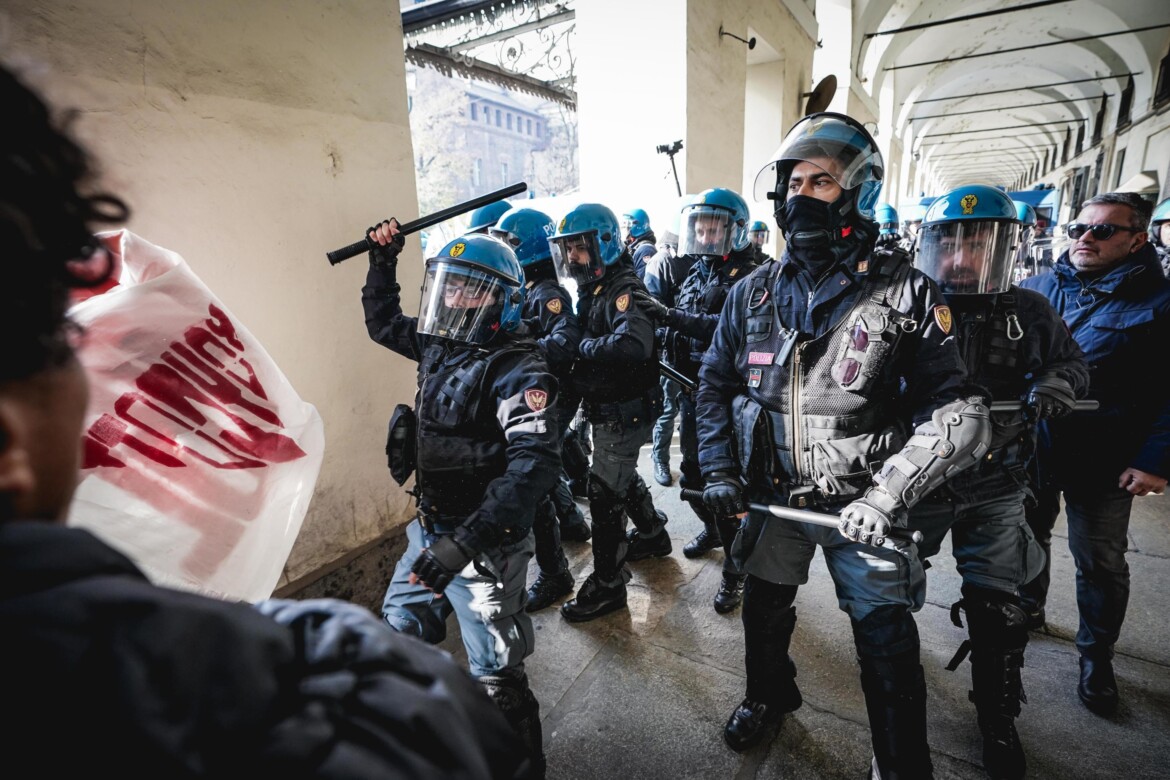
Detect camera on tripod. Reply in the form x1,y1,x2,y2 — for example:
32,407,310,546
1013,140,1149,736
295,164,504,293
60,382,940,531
656,140,683,156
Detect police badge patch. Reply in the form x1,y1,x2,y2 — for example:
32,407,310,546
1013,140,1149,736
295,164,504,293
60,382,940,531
933,305,953,334
448,242,466,257
547,298,562,314
524,389,549,411
615,293,630,312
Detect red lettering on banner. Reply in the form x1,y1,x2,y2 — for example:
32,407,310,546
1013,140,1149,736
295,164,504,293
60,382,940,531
82,304,306,471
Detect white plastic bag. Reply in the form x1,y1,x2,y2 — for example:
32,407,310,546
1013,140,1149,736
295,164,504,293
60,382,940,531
67,230,324,603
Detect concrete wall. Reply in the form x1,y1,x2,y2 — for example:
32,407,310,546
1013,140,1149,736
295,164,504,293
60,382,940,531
575,0,816,231
3,0,422,590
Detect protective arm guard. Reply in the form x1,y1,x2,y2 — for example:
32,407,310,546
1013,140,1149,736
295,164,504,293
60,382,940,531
874,396,992,513
841,396,989,546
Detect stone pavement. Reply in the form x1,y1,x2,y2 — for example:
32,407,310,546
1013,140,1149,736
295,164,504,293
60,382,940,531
438,439,1170,779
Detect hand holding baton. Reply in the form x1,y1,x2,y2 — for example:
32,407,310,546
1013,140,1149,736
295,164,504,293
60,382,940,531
325,182,528,266
679,488,923,544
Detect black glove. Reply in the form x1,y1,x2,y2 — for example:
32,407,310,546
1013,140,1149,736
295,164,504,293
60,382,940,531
410,534,475,595
703,470,745,517
633,289,671,323
839,486,902,548
1025,375,1076,421
367,219,405,269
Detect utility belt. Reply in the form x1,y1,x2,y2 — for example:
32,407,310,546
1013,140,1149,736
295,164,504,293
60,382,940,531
584,389,663,427
417,498,525,546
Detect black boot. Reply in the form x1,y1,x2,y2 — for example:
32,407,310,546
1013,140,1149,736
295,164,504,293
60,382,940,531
625,526,672,561
859,655,934,779
683,527,721,558
563,480,630,622
725,579,802,752
560,570,629,622
479,673,546,779
552,478,592,542
950,586,1029,780
1078,654,1119,716
526,568,575,613
714,572,746,614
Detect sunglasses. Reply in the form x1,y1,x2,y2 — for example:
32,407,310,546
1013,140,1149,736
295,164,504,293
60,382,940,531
1066,222,1140,241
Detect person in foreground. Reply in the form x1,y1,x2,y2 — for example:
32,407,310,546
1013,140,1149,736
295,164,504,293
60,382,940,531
0,60,535,779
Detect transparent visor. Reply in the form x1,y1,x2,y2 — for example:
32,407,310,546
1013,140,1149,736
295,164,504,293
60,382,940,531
549,231,605,286
915,221,1019,295
879,221,899,234
753,125,881,201
417,261,507,344
680,207,735,257
749,229,769,246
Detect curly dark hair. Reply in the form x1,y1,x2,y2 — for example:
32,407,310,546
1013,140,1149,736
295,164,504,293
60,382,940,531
1,63,130,382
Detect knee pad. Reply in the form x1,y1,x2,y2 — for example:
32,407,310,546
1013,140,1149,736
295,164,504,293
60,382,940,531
953,583,1029,648
851,604,919,659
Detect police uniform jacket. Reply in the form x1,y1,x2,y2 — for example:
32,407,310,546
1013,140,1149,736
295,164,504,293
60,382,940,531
696,237,972,507
571,254,660,404
927,288,1088,503
629,234,658,280
1021,242,1170,489
363,263,561,548
662,248,758,380
521,272,581,378
0,521,533,779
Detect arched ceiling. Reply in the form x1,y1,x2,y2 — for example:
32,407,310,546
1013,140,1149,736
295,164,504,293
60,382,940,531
854,0,1170,191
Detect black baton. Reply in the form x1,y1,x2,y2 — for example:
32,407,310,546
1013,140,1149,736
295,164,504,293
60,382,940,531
989,399,1098,412
326,182,528,266
659,361,697,394
679,488,923,544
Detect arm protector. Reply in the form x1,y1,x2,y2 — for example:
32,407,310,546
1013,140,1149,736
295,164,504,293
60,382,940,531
869,396,992,517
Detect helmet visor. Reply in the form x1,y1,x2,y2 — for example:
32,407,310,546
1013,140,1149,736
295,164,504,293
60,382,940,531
418,261,507,343
753,116,882,202
916,221,1018,295
550,231,606,286
680,206,735,258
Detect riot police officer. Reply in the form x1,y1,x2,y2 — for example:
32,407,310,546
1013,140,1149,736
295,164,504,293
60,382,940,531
695,113,990,778
1011,200,1039,280
1150,196,1170,278
363,225,561,775
489,206,592,613
622,207,658,280
637,188,759,613
550,203,672,622
467,199,514,234
747,219,773,263
912,185,1088,780
875,202,902,249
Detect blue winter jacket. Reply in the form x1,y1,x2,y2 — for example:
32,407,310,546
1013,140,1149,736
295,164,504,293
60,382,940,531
1020,242,1170,488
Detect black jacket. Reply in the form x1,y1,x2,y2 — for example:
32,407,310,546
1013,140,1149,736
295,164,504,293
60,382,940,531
0,522,533,779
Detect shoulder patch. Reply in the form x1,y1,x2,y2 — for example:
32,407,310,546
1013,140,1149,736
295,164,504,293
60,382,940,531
524,388,549,411
546,298,563,314
615,293,630,312
933,305,953,334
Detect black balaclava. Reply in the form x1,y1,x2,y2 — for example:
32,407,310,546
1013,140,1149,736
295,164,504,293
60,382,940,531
779,183,876,277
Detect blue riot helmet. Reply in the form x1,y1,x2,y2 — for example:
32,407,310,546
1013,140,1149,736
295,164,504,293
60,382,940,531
679,188,751,258
548,202,623,285
1150,197,1170,249
875,203,900,235
489,207,554,267
916,185,1021,296
753,112,884,236
620,208,652,244
466,199,513,234
748,219,770,247
418,234,525,345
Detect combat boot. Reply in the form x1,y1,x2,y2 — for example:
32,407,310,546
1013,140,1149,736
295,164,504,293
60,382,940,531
714,572,746,613
480,673,546,779
525,569,575,613
560,570,629,623
683,526,721,558
724,655,801,751
625,526,672,561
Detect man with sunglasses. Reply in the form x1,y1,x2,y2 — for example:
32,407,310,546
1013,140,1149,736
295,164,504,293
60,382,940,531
1018,192,1170,718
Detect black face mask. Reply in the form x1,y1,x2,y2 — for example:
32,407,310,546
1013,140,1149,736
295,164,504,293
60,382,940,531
783,195,839,249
